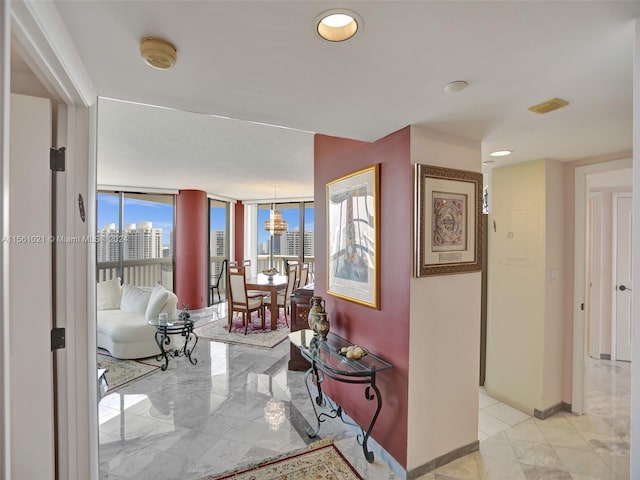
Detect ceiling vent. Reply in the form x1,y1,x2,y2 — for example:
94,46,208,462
528,98,569,114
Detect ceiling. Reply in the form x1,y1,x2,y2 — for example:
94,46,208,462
28,1,640,200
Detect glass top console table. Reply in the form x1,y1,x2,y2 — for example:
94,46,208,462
289,329,392,462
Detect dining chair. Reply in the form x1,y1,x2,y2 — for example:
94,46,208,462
227,269,265,334
210,259,228,304
265,264,296,327
298,264,309,288
243,259,251,278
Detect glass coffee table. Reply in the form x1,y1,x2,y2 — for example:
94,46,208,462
148,318,198,371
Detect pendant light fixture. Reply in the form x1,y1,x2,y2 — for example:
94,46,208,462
264,188,288,236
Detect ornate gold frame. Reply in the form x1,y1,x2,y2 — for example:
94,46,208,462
414,164,483,277
326,165,379,308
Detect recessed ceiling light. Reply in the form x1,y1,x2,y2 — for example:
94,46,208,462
490,150,512,157
140,37,177,69
315,10,361,42
444,81,468,93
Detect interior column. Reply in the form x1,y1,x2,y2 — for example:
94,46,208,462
176,189,208,310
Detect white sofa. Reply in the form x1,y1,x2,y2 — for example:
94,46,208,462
97,278,178,359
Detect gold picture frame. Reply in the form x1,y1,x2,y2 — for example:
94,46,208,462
414,164,482,277
326,165,379,309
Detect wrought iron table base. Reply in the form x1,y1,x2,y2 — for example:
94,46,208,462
304,363,382,463
154,325,198,371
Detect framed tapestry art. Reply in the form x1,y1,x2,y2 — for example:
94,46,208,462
326,165,379,309
414,164,482,277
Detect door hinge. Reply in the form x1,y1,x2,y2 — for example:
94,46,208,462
51,327,66,351
50,147,66,172
580,303,585,311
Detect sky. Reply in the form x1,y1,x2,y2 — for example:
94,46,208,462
257,206,315,245
98,193,314,247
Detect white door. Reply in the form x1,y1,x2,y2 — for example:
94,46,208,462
614,194,633,362
9,93,55,478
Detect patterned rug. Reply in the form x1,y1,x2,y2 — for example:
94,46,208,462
203,441,363,480
97,351,162,392
194,314,290,349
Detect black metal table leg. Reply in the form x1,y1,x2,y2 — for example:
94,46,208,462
183,329,198,365
154,328,170,371
358,379,382,462
304,365,323,437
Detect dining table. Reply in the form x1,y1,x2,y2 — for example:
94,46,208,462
244,274,287,330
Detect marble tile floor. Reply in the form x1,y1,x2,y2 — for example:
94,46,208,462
98,306,631,479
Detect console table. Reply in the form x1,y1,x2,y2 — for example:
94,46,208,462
289,284,314,371
148,318,198,371
289,329,392,462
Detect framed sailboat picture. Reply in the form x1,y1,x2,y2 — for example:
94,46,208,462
326,164,379,309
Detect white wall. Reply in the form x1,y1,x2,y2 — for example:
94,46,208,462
10,93,55,479
630,19,640,480
407,126,481,470
0,4,10,477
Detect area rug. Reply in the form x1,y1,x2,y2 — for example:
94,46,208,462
203,441,363,480
97,351,161,392
194,314,289,349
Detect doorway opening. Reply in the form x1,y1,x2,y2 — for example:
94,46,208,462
573,159,633,415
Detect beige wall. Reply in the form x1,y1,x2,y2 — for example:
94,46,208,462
542,160,565,408
486,159,546,413
486,159,566,414
407,126,481,469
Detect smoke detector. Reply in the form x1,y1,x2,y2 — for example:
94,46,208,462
140,37,178,70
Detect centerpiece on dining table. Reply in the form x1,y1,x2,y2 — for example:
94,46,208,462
262,267,279,282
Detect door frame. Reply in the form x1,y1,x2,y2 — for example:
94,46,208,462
572,157,632,414
611,192,633,362
7,2,97,479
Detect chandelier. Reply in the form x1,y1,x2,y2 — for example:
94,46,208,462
264,188,288,236
264,207,288,236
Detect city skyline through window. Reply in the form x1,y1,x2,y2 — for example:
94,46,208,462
97,192,175,264
257,202,314,257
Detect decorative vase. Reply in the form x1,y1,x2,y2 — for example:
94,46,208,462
315,312,330,341
179,304,190,323
308,296,326,333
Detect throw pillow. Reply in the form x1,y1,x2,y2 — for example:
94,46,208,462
145,284,169,321
160,290,179,320
96,277,122,310
120,284,152,313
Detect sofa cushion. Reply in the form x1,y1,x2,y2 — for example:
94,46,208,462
97,277,122,311
120,284,152,313
145,284,169,321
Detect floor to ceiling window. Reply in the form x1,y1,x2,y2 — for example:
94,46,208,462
209,198,230,305
97,191,175,288
257,201,314,278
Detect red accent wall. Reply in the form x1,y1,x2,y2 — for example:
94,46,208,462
314,127,412,468
175,190,208,310
234,202,244,263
